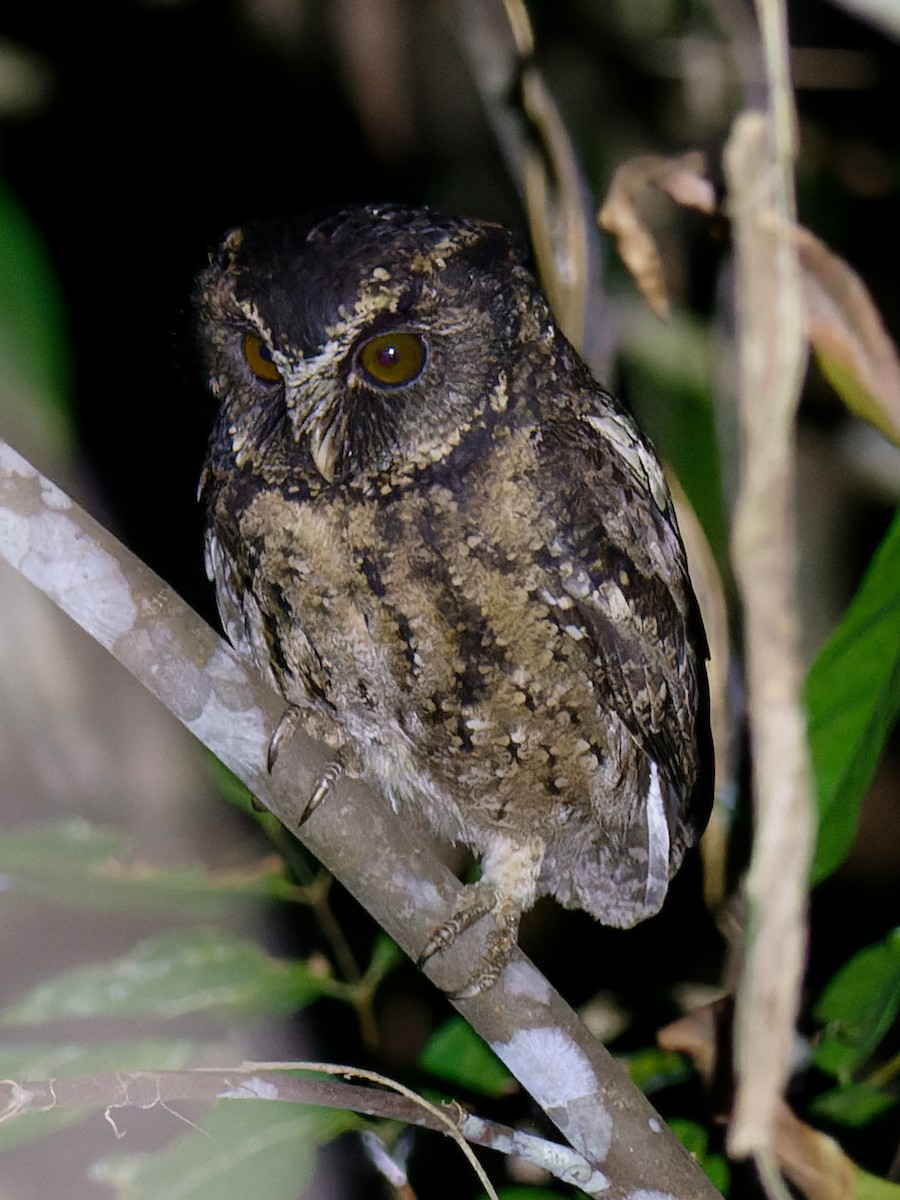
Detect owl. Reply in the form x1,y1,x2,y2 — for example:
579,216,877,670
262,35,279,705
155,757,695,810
196,204,712,994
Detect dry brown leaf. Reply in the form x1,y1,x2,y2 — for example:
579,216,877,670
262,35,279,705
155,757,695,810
516,53,603,365
794,223,900,446
657,1001,725,1087
598,147,900,448
772,1104,856,1200
520,66,594,355
598,152,716,319
659,1005,858,1200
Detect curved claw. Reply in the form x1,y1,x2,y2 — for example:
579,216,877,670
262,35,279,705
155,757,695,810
267,708,304,773
298,760,344,827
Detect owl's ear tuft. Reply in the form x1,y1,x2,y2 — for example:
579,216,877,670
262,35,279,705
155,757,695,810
210,226,244,270
453,222,530,281
474,222,529,266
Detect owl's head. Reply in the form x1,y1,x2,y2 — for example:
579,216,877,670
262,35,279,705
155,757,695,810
196,205,554,491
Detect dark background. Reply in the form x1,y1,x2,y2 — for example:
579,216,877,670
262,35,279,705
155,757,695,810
1,1,898,1197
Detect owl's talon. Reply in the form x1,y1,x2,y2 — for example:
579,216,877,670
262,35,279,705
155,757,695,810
446,935,514,999
299,760,344,826
267,708,303,773
423,917,519,998
416,920,459,971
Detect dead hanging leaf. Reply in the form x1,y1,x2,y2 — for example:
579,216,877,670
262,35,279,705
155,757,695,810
771,1105,855,1200
598,153,717,319
520,65,595,357
659,1005,858,1200
657,998,728,1091
329,0,414,161
794,223,900,446
501,0,609,375
599,148,900,444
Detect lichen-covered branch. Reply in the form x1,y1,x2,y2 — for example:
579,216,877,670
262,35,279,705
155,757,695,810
0,1067,594,1193
0,438,722,1197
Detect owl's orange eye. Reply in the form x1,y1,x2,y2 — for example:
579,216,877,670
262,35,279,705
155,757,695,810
243,332,282,383
357,331,427,388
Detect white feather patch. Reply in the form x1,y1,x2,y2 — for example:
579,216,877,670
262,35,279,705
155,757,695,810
644,761,670,910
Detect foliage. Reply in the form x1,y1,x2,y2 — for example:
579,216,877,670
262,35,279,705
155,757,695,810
91,1101,362,1200
805,511,900,883
810,929,900,1124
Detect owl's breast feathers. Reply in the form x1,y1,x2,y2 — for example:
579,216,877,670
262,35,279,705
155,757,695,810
203,360,711,929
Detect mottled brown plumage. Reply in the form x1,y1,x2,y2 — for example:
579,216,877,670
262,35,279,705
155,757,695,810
196,205,712,993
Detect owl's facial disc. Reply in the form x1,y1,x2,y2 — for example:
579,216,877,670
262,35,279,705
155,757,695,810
203,207,534,487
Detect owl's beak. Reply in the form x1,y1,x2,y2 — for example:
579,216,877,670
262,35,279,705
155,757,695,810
308,422,338,484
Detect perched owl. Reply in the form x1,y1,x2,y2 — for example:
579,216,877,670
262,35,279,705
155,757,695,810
196,204,712,993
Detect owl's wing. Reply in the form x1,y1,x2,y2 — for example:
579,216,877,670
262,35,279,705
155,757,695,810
537,397,712,856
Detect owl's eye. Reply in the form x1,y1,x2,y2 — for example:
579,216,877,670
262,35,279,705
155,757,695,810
356,331,427,388
242,332,282,383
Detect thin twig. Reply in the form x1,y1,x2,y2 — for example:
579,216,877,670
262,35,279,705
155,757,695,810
0,1066,593,1194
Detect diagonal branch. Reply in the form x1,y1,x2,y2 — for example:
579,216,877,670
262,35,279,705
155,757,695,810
0,437,722,1198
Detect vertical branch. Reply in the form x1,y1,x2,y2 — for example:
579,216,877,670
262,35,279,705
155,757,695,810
726,0,814,1173
755,0,799,217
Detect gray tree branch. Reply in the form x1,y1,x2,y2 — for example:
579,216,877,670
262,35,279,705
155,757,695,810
0,437,721,1198
0,1067,594,1192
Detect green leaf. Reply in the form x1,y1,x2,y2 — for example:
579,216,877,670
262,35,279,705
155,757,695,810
810,1083,897,1128
0,1040,194,1153
805,510,900,882
92,1098,360,1200
856,1167,900,1200
418,1016,513,1098
0,185,73,438
363,933,404,984
813,929,900,1083
204,756,259,817
620,1046,694,1094
668,1118,730,1194
488,1190,566,1199
0,819,290,914
1,928,330,1025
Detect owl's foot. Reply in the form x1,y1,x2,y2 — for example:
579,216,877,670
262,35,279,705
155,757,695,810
418,836,544,997
267,704,350,771
417,879,501,966
417,878,521,998
266,707,360,826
